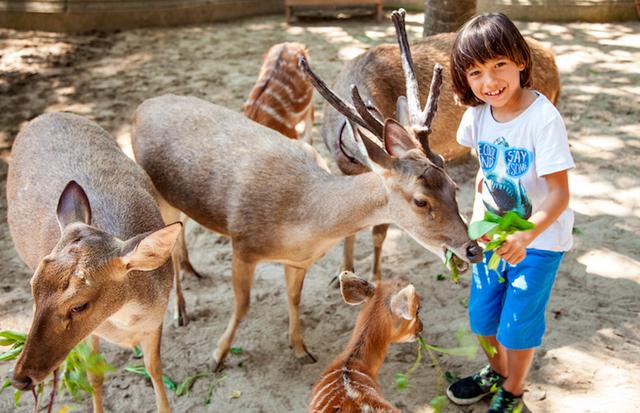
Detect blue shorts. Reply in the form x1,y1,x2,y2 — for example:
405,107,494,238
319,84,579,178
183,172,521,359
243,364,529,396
468,249,564,350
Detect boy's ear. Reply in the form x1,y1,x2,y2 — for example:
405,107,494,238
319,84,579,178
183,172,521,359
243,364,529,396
339,271,376,305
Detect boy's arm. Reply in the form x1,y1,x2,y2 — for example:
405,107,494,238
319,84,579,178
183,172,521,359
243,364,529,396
496,169,570,264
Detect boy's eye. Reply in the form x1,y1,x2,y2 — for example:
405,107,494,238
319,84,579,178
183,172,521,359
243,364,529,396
467,70,480,77
495,61,507,68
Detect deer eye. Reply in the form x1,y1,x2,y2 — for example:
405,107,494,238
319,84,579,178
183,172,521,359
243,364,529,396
71,303,88,314
413,198,429,208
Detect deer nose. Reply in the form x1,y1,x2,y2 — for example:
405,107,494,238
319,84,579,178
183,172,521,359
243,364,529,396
466,242,484,263
10,372,34,391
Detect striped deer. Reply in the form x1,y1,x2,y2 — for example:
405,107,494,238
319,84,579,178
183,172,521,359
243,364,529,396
323,9,561,282
244,42,314,143
131,13,482,368
7,113,182,413
309,271,422,413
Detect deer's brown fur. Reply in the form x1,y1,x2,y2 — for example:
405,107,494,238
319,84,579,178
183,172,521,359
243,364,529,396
309,272,422,413
7,112,181,413
244,42,314,141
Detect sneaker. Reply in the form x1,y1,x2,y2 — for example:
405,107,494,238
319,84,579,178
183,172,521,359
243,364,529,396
487,387,524,413
446,365,505,405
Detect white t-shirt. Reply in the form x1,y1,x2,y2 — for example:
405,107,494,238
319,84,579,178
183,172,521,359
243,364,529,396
457,92,575,252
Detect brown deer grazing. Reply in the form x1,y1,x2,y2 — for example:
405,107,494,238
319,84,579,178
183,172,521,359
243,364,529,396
322,9,561,282
7,113,182,413
309,271,422,413
132,17,481,368
243,42,314,143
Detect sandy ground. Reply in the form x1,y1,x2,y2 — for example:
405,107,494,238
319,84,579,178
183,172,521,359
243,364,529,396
0,11,639,413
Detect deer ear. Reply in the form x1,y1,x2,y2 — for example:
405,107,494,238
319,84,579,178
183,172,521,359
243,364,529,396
56,181,91,231
383,119,420,157
390,284,417,321
339,271,376,305
120,222,182,272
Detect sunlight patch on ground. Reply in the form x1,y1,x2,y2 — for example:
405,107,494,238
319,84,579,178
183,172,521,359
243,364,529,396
90,52,153,77
570,135,625,159
577,248,640,282
569,173,639,217
540,345,640,412
338,45,367,60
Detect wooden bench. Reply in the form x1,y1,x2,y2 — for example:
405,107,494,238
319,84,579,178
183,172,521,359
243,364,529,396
285,0,382,22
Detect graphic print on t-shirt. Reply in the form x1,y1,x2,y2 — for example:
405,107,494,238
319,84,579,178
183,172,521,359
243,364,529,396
478,137,533,219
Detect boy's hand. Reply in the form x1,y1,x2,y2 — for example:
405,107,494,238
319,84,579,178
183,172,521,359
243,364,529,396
496,231,533,265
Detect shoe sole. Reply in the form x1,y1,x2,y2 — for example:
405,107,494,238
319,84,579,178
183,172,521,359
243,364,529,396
446,386,490,405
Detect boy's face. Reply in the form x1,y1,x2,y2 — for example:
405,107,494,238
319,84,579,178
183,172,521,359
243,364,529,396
465,57,525,111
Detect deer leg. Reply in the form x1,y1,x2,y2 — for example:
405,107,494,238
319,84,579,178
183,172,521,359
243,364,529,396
331,234,356,288
371,224,389,283
213,252,256,371
140,326,172,413
177,215,203,279
158,197,202,279
284,265,317,364
171,250,188,327
87,335,104,413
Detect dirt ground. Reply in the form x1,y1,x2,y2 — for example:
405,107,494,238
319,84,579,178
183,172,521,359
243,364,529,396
0,11,639,413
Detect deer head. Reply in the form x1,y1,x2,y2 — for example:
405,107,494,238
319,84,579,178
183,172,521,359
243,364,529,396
11,181,181,390
339,271,422,343
299,9,482,269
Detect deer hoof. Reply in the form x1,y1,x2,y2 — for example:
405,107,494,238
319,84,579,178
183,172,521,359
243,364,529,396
212,350,227,372
294,346,317,365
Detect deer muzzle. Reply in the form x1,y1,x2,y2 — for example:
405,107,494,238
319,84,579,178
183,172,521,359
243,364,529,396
10,371,34,391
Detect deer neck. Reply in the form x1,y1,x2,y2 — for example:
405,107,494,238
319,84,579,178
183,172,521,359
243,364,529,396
308,172,389,238
340,308,392,379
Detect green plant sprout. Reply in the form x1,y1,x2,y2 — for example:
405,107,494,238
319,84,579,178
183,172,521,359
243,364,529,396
468,211,535,275
0,330,114,411
445,250,461,284
395,327,477,391
124,364,177,392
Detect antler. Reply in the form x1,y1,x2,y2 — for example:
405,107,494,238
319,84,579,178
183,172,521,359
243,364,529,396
391,9,444,157
298,56,384,141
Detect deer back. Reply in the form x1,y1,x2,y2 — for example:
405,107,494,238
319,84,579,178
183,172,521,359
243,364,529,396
243,42,314,139
8,113,166,268
133,94,330,259
322,32,560,168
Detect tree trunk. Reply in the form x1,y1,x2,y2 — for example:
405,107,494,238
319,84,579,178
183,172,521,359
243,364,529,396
423,0,476,37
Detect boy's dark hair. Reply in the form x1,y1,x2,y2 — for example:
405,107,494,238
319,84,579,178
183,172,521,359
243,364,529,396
450,13,532,106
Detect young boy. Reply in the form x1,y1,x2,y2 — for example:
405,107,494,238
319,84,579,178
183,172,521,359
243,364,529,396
446,12,574,413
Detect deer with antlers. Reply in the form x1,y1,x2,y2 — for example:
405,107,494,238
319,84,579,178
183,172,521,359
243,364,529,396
7,113,182,413
131,9,481,370
323,9,561,282
309,271,422,413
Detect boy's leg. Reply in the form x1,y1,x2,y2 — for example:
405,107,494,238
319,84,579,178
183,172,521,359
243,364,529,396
447,252,507,405
503,347,534,396
481,335,507,377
